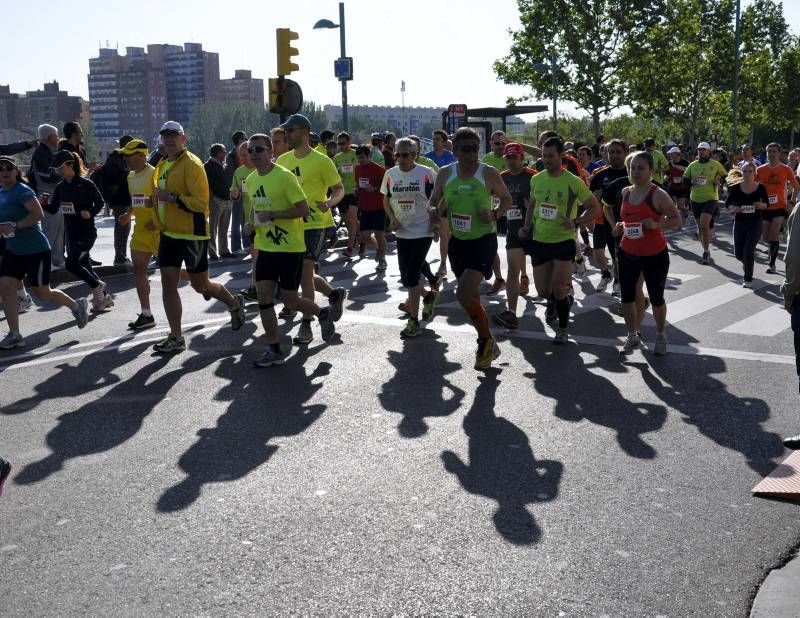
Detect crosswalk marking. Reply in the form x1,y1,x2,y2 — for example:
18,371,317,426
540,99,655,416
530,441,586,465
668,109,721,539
666,281,769,323
720,304,790,337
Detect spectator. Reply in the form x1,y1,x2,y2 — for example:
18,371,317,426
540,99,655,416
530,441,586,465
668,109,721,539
0,139,36,157
30,124,65,269
94,135,134,265
59,121,89,168
204,143,232,259
225,131,247,253
383,132,396,168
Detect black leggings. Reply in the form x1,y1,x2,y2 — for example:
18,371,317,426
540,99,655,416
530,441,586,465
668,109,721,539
733,217,761,282
66,231,101,289
617,248,669,306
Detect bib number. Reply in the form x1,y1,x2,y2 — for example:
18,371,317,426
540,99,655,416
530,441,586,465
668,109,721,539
740,204,756,214
539,203,558,220
340,163,354,174
358,178,370,189
241,181,248,194
672,176,683,185
397,199,414,213
131,193,148,208
61,202,75,215
451,213,472,233
506,208,523,221
623,222,643,239
768,195,778,205
693,176,707,186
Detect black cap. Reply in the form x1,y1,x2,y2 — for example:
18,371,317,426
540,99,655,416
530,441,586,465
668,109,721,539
51,150,77,168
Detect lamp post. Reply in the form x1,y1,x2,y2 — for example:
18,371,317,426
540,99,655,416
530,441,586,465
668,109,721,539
732,0,741,150
533,53,558,131
313,2,349,130
401,80,406,135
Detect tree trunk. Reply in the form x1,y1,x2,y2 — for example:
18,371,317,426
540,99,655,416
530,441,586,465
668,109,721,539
592,108,601,139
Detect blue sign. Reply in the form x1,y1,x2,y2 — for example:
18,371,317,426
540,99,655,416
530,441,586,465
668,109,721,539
334,57,353,81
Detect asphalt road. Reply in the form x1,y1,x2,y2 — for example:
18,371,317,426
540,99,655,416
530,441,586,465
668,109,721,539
1,217,799,616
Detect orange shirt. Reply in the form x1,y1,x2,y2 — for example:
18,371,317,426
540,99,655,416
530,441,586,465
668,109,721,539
756,163,798,211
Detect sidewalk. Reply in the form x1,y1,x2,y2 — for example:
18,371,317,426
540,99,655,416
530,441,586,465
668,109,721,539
750,548,800,617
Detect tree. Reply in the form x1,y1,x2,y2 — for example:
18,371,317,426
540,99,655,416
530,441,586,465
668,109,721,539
495,0,665,136
186,102,276,159
300,102,328,133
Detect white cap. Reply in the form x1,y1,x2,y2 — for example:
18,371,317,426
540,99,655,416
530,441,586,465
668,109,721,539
667,146,681,155
159,120,185,135
697,141,711,150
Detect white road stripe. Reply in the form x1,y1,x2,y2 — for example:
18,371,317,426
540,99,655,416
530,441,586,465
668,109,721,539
720,304,790,336
667,281,769,323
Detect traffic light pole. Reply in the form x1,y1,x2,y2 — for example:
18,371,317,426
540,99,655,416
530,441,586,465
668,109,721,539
278,76,287,123
338,2,348,131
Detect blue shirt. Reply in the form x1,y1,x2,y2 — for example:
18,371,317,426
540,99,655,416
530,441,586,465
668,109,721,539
0,182,51,255
425,149,456,168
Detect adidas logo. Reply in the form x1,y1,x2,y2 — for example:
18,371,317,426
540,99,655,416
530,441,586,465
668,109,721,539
254,185,267,198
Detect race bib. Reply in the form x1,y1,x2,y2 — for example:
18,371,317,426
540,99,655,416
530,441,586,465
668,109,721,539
241,181,248,194
451,213,472,233
131,193,148,208
506,208,523,220
492,195,501,208
623,222,643,239
255,210,273,228
340,163,354,174
693,176,707,186
397,199,414,213
61,202,75,215
740,204,756,214
539,203,558,220
672,176,683,185
768,195,778,205
358,178,370,189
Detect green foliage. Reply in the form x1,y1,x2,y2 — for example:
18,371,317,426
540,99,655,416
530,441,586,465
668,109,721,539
300,102,328,133
186,102,278,159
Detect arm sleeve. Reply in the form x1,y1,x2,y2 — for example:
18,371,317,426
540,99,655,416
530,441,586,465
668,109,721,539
285,172,307,205
379,170,390,196
323,157,342,189
88,180,106,216
0,141,32,156
725,185,736,206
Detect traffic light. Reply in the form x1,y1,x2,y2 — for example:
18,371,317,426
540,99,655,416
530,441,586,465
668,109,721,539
268,77,303,117
268,78,280,114
276,28,299,76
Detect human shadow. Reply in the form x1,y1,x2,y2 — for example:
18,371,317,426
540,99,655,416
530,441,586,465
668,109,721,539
629,357,783,475
379,333,465,437
156,345,330,513
441,373,563,545
0,318,82,361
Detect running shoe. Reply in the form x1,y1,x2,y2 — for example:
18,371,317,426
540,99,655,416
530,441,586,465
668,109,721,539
318,308,335,342
293,320,314,344
91,282,107,310
582,245,592,257
766,265,777,274
612,280,621,296
474,336,501,370
398,301,411,316
701,251,710,265
278,306,297,319
487,278,506,295
421,290,440,322
153,333,186,354
492,310,518,329
519,275,530,296
620,332,640,355
328,288,346,321
0,456,11,497
553,328,569,344
784,434,800,450
91,292,114,313
241,286,258,302
432,273,445,292
128,313,156,331
254,348,285,367
654,333,668,356
0,332,25,350
400,318,421,339
343,245,354,258
597,274,612,293
575,257,588,279
742,279,752,288
17,294,33,314
72,298,89,329
229,294,246,331
376,258,388,272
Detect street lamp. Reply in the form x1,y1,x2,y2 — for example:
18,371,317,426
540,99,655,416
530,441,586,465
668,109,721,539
313,2,349,130
732,0,741,150
533,53,558,132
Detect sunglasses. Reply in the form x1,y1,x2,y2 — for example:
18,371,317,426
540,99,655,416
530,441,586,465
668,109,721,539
492,141,505,146
457,144,480,153
248,146,270,154
337,141,348,146
0,165,16,172
396,152,414,158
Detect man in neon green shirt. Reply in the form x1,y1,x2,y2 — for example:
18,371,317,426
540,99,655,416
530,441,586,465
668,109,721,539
229,142,257,299
644,137,668,183
244,133,336,366
482,131,507,171
333,131,360,256
683,141,727,264
276,114,346,344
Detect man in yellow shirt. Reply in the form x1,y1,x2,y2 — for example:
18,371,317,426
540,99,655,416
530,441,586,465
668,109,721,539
117,138,159,330
244,133,336,366
150,121,245,353
275,114,346,345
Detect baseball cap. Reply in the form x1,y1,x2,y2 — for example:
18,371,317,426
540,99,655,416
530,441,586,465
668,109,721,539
503,142,524,158
51,150,77,168
697,141,711,151
159,121,184,135
280,114,312,131
667,146,682,155
0,155,19,168
117,139,148,156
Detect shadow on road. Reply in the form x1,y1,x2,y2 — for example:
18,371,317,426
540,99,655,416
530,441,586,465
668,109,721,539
379,333,465,437
441,373,563,545
156,343,330,513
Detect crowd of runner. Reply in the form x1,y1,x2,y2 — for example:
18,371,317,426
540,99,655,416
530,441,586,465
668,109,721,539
2,114,800,481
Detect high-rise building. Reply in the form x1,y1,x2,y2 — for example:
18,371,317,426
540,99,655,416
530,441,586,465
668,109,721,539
218,70,264,106
162,43,220,126
323,105,445,135
0,82,82,131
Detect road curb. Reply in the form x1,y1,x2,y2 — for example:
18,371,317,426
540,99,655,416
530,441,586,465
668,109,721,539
750,545,800,617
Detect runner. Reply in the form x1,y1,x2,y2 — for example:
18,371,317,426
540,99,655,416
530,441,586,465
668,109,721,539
270,127,289,159
47,150,114,312
408,136,439,172
644,138,669,184
429,127,512,368
381,137,439,337
518,136,600,343
483,131,507,172
492,142,536,329
589,139,629,293
756,142,799,274
684,141,727,265
370,133,386,166
737,143,757,169
355,145,388,270
725,164,769,287
229,142,257,301
614,151,681,355
243,134,336,366
0,155,88,349
425,129,456,168
116,139,160,329
781,200,800,449
150,121,245,354
665,146,690,224
333,132,360,257
275,114,346,344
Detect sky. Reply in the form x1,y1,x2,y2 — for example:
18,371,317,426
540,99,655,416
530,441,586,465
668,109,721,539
4,0,800,124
